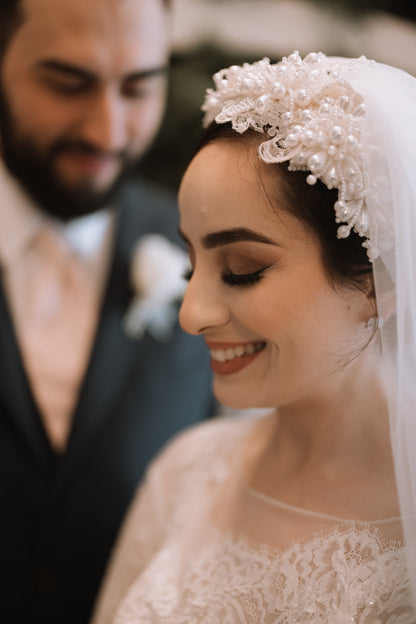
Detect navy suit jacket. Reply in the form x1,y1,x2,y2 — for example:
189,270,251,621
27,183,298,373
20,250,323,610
0,180,213,623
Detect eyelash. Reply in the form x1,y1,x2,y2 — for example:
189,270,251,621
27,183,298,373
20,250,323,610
222,268,267,286
183,267,268,287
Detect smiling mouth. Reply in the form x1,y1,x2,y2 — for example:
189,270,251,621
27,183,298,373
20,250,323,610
208,341,266,375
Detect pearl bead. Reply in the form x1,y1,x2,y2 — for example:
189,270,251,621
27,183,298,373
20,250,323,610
304,52,319,64
281,111,293,124
335,200,346,213
327,167,337,187
207,96,219,107
317,130,326,148
292,152,306,166
368,247,379,261
330,126,345,145
337,225,351,239
328,145,337,156
339,95,351,111
242,78,255,90
285,133,298,147
288,51,301,63
353,102,366,117
301,110,313,123
357,211,369,233
256,95,269,108
308,152,326,174
295,88,310,106
272,82,286,98
303,130,315,147
306,174,317,185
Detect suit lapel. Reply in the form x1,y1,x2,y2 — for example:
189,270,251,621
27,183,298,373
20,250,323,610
0,278,53,467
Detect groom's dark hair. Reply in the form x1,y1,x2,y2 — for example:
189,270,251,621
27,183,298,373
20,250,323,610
0,0,23,59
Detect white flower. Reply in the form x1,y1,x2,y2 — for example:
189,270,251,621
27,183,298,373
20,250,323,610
123,234,190,341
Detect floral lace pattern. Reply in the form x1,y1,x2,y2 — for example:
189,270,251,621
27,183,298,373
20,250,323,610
115,524,413,623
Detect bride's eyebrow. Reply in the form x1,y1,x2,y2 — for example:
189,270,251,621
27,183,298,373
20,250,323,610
203,228,278,249
178,227,280,249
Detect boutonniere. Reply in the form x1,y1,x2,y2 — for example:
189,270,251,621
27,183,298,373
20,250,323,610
123,234,190,341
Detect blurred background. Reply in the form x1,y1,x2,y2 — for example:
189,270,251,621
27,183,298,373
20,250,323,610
139,0,416,191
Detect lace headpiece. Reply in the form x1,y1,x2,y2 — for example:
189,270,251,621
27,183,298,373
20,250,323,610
202,50,393,261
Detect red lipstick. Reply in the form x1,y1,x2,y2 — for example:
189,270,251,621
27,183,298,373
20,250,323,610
206,341,265,376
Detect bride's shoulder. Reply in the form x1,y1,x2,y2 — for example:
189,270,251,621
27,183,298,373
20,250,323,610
148,410,265,483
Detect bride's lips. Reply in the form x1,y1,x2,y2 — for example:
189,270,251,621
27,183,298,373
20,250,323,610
205,340,266,375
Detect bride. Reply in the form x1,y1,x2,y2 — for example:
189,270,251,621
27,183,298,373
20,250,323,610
92,51,416,622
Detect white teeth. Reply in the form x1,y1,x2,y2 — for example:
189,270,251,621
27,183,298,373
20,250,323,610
215,351,227,362
210,342,264,362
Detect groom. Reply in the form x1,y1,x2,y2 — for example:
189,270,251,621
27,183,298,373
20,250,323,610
0,0,213,622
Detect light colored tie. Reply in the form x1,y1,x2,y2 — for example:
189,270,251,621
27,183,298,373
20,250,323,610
14,226,98,452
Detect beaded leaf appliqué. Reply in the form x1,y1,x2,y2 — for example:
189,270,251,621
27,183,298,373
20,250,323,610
202,50,388,261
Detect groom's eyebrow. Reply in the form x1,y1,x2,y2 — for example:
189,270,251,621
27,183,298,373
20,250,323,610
34,59,169,82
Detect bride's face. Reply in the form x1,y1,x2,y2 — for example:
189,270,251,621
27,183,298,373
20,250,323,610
178,140,373,410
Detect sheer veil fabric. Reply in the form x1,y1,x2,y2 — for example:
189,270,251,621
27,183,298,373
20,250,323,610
336,57,416,601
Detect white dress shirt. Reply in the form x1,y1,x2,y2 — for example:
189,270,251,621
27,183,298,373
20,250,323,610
0,161,115,451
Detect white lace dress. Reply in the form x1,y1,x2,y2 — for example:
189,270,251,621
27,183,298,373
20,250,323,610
92,415,414,624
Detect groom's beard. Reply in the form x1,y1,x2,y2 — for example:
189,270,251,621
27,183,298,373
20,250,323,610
0,85,137,221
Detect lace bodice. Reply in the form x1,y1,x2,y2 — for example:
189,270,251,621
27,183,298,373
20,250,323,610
92,416,414,624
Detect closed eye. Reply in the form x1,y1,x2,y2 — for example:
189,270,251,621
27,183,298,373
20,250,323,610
183,266,271,286
221,267,270,287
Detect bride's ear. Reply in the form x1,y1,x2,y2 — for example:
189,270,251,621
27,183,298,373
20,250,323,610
358,274,377,323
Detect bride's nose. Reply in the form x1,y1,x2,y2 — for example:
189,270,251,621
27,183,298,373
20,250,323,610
179,271,230,336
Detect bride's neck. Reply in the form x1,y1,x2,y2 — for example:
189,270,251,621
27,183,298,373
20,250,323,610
243,357,398,519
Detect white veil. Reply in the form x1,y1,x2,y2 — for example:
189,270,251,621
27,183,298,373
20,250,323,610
354,61,416,600
304,57,416,605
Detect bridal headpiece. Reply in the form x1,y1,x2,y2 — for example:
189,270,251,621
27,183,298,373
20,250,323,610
202,50,393,261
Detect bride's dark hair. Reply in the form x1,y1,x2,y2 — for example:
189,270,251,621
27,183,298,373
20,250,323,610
196,122,373,294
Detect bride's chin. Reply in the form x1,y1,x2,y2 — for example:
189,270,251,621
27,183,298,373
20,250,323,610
213,384,263,412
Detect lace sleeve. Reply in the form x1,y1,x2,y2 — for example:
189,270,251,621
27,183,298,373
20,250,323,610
90,466,170,624
91,417,251,624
